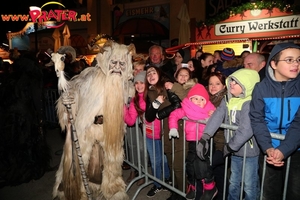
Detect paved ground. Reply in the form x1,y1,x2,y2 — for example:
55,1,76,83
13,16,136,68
0,127,171,200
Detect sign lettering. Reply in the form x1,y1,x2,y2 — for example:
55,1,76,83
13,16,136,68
215,15,300,35
125,7,154,16
207,0,244,17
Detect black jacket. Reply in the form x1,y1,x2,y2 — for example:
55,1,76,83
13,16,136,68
145,89,181,122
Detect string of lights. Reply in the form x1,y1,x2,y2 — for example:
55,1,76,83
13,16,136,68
197,0,300,28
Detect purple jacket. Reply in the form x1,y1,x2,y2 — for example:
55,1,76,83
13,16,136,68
169,98,215,141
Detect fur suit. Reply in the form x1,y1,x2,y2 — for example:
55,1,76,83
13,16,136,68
53,41,135,200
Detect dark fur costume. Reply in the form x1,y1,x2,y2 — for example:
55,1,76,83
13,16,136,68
0,54,51,187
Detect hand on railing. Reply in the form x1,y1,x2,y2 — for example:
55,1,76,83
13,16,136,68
223,143,235,158
169,128,179,139
196,133,211,160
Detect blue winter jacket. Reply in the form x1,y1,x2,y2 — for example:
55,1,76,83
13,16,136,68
249,42,300,158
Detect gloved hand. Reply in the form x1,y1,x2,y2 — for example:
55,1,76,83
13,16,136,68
223,143,234,158
61,92,75,105
196,133,211,160
169,128,179,139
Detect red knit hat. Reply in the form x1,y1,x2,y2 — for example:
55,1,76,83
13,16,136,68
187,83,209,102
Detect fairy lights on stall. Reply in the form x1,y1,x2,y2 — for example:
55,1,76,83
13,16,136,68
197,0,299,28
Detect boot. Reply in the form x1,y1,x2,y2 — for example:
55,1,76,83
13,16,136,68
186,183,196,200
126,170,138,183
200,177,218,200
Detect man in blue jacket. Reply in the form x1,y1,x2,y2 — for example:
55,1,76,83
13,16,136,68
249,42,300,200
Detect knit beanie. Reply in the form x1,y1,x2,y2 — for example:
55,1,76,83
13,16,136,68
221,48,235,61
187,83,209,102
177,49,185,59
134,71,146,83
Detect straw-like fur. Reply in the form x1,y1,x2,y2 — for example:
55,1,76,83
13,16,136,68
53,41,135,200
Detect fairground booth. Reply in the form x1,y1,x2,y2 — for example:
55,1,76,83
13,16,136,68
166,1,300,57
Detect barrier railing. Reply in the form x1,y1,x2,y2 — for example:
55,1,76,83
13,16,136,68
124,118,289,200
43,89,290,200
43,89,59,126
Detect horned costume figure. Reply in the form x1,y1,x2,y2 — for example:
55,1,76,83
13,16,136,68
52,41,135,200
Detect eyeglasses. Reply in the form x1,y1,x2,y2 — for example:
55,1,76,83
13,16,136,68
230,78,237,85
278,58,300,64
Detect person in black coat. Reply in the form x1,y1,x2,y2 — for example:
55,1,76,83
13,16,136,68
243,53,266,81
0,50,51,187
146,45,175,82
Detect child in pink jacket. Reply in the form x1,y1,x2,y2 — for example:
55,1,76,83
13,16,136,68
124,71,170,197
168,83,217,200
124,71,162,140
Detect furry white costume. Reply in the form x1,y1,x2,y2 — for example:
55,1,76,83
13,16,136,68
52,41,135,200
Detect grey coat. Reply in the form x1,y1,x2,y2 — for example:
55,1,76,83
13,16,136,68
204,69,261,158
204,99,260,157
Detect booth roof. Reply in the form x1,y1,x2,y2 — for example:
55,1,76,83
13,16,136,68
165,34,300,54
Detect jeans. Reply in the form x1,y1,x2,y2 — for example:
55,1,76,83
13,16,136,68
146,137,170,187
259,151,300,200
228,155,259,200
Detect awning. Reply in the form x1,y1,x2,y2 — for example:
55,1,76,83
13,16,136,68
249,34,300,41
165,39,251,54
165,34,300,54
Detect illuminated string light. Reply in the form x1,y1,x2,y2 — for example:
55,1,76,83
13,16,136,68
197,0,299,28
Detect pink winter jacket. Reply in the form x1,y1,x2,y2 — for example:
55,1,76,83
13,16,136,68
169,98,216,141
124,93,162,140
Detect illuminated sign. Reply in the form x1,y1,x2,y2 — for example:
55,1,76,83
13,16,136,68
1,1,91,29
215,15,299,35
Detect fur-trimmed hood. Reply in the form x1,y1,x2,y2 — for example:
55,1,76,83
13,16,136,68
222,57,243,69
183,78,197,90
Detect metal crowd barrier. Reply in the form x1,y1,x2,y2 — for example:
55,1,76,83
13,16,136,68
43,89,59,126
124,118,289,200
43,89,290,200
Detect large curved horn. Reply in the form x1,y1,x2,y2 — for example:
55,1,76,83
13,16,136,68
127,43,136,56
57,46,76,63
88,34,113,52
99,40,114,54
